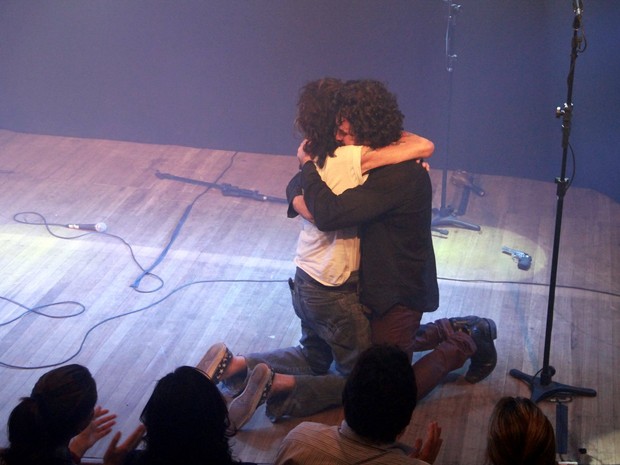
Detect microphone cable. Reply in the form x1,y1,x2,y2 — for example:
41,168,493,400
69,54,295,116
1,275,617,370
13,211,107,240
13,211,165,292
130,151,240,291
0,278,288,370
0,296,85,327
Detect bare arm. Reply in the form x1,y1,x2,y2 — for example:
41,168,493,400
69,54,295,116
293,134,432,221
360,131,434,173
288,144,315,221
292,195,314,222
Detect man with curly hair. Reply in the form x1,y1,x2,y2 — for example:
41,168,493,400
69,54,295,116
297,79,498,400
197,78,433,430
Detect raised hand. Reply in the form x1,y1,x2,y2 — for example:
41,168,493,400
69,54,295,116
103,424,146,465
69,406,117,458
410,421,443,464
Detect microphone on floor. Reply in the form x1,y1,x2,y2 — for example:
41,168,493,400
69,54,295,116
66,222,107,232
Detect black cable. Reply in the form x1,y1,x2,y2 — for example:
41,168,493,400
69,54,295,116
130,152,240,291
438,276,620,299
0,296,85,327
6,165,619,370
1,271,617,370
10,210,620,300
13,211,165,292
13,211,104,240
0,278,287,370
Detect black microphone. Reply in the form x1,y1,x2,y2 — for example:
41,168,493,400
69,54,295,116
66,222,107,232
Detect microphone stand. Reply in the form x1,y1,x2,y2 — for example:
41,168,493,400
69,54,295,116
509,3,595,455
431,1,481,235
155,170,287,204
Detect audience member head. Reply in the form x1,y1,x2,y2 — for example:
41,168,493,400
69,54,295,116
139,366,235,465
343,345,417,444
3,364,97,464
295,77,343,168
336,79,404,149
486,396,556,465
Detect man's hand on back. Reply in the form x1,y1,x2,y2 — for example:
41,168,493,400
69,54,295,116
297,139,313,168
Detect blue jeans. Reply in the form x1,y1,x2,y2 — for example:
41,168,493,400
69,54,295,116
244,268,372,419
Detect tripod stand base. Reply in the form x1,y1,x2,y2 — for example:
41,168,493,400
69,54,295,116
432,207,481,234
509,369,596,403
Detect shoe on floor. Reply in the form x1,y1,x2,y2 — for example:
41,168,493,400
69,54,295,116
450,316,498,383
227,363,274,431
196,342,233,383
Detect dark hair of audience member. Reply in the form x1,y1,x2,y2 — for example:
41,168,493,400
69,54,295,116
343,345,417,444
336,79,404,149
1,364,97,465
294,77,343,169
486,396,556,465
138,366,239,465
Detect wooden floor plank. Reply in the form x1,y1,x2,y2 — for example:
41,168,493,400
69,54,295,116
0,130,618,465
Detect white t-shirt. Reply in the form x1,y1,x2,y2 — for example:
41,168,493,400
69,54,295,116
294,145,367,286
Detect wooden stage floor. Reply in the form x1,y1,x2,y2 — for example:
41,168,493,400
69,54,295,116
0,130,618,464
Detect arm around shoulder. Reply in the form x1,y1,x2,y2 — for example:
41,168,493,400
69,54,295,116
361,132,434,173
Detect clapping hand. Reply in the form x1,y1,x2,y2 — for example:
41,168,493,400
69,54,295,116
103,424,146,465
70,406,117,459
410,421,443,464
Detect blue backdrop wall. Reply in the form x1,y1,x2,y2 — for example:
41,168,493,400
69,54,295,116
1,1,618,201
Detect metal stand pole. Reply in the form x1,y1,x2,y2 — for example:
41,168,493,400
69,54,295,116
509,1,596,454
432,2,481,235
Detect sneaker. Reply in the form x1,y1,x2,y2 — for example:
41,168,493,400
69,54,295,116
227,363,274,431
196,342,233,383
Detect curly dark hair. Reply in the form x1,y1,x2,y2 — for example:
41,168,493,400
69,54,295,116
336,79,404,149
294,78,343,168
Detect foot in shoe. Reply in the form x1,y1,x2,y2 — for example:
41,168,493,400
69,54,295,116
450,316,498,383
227,363,274,431
196,342,233,383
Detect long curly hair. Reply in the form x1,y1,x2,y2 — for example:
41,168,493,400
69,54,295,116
336,79,404,149
294,78,343,168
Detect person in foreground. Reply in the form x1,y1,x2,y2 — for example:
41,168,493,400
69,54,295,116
297,79,498,399
274,344,443,465
0,364,117,465
486,396,556,465
104,366,255,465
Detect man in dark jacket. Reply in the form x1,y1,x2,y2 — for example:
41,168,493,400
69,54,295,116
296,79,497,398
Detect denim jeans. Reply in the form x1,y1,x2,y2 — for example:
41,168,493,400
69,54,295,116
244,268,372,419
